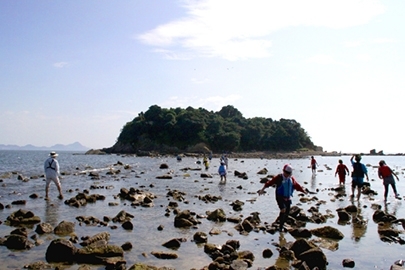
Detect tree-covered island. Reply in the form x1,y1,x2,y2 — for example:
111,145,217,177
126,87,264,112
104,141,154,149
102,105,318,155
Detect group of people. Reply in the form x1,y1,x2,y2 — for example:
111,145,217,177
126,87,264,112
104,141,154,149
257,154,401,232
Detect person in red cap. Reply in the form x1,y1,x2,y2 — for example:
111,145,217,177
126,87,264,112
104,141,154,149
258,164,308,232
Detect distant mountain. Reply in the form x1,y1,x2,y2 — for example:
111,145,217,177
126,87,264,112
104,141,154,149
0,142,90,151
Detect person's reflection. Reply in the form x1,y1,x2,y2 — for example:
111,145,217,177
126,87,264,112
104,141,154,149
44,201,60,226
218,180,226,194
274,233,292,269
351,205,367,242
311,173,316,190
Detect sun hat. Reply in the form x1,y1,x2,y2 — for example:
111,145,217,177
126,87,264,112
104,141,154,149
283,164,293,173
49,151,58,157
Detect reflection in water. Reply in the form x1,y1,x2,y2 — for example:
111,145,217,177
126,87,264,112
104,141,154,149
351,203,368,242
44,201,60,226
218,180,226,194
311,174,316,190
274,233,291,269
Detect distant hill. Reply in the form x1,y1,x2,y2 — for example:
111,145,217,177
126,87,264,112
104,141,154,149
0,142,90,151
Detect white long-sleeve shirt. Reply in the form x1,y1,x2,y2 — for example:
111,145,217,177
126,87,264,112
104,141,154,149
44,157,60,178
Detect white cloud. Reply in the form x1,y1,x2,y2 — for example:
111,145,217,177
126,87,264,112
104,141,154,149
372,38,395,44
343,40,362,48
356,54,371,61
138,0,385,60
53,62,68,68
306,54,342,65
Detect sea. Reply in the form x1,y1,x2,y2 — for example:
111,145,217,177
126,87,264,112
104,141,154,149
0,150,405,269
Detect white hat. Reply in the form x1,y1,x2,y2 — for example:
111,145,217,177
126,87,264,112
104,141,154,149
283,164,293,173
49,151,58,157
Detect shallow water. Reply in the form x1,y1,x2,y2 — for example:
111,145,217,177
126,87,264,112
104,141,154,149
1,151,405,269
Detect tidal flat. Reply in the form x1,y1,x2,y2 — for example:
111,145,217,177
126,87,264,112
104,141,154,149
0,151,405,269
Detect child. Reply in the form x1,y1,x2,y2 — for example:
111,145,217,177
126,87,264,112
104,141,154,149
378,160,400,201
218,161,227,181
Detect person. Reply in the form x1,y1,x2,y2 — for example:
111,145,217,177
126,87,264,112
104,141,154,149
203,155,209,169
258,164,308,232
221,154,229,169
335,159,349,185
350,154,369,200
378,160,400,201
44,151,63,200
218,161,227,181
310,156,318,173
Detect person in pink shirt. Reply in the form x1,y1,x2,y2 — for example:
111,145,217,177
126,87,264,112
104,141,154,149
378,160,400,201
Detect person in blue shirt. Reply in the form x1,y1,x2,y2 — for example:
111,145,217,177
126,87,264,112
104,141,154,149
258,164,308,232
218,161,227,182
350,154,369,200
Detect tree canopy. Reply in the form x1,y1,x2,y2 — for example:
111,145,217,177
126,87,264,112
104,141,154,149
115,105,315,153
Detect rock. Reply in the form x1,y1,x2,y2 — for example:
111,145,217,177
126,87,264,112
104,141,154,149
206,208,227,222
257,168,268,175
80,232,110,246
159,163,169,169
6,209,41,225
76,244,124,264
5,234,34,250
46,239,77,263
54,220,75,236
337,209,351,221
230,259,248,270
174,210,198,228
262,248,273,258
230,200,245,211
310,225,344,240
290,228,312,238
297,247,328,270
35,223,54,234
342,258,355,268
162,238,182,250
150,251,178,259
122,221,134,230
121,242,132,251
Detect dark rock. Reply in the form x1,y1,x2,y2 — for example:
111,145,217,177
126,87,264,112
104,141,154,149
46,239,77,263
162,238,182,250
298,247,327,270
5,234,34,250
193,232,208,243
342,258,355,268
310,225,344,240
262,248,273,258
150,251,178,259
80,232,110,247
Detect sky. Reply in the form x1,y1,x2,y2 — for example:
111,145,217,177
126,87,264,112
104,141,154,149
1,0,404,154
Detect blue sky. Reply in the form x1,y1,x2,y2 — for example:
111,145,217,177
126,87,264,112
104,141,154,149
1,0,404,153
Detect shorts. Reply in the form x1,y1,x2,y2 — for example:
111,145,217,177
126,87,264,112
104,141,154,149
383,175,395,186
276,196,292,210
351,177,364,188
46,176,61,187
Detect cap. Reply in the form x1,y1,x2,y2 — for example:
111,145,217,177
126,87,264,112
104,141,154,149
50,151,58,157
283,164,293,173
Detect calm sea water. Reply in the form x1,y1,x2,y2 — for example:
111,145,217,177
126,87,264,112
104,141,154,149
1,150,405,269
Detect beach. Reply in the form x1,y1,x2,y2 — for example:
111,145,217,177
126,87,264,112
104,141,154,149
1,150,405,269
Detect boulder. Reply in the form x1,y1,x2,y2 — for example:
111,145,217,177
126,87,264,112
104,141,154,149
35,223,54,234
46,239,77,263
54,220,75,236
76,244,124,264
310,226,344,240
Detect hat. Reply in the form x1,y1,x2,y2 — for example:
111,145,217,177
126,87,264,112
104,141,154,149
283,164,293,173
49,151,58,157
